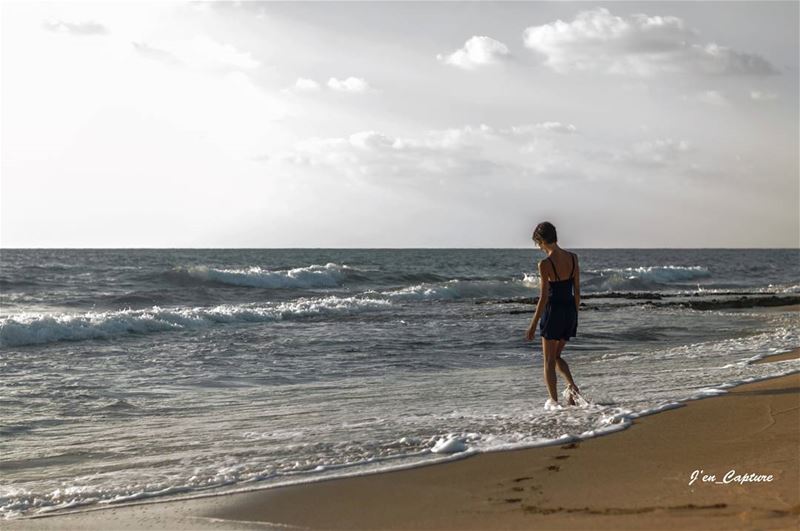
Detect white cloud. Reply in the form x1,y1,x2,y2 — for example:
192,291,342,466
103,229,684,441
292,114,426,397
133,36,260,71
327,76,370,93
437,36,510,70
506,122,577,135
42,18,108,36
294,77,321,91
348,131,399,150
523,8,778,77
268,123,583,185
689,42,777,76
188,36,260,69
750,90,778,101
688,90,729,106
612,138,691,167
131,42,180,66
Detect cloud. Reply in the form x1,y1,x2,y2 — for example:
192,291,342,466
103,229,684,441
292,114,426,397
687,90,729,106
612,138,691,167
327,77,370,92
266,123,583,186
523,8,778,77
274,129,512,186
283,76,373,95
186,36,259,69
131,42,181,66
294,77,321,91
750,90,778,101
42,18,108,36
437,36,510,69
132,36,259,71
505,122,578,135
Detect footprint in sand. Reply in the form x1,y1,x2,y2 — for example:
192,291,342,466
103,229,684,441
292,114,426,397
546,465,560,471
553,455,570,460
512,476,533,483
560,443,578,450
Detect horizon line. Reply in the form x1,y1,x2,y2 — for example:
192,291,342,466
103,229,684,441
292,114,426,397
2,246,798,251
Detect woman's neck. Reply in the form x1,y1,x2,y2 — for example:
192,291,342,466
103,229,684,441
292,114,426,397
544,244,561,255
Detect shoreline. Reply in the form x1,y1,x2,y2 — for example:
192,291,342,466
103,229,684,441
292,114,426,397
6,347,799,530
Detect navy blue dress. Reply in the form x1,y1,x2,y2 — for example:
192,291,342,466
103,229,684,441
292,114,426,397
539,252,578,341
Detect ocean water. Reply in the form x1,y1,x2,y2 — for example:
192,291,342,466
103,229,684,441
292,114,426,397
1,248,798,518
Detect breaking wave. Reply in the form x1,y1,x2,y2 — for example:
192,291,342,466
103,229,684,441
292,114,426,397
584,265,711,291
173,263,356,289
0,296,391,347
373,277,538,302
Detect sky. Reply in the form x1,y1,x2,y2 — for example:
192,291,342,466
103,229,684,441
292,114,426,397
1,1,798,248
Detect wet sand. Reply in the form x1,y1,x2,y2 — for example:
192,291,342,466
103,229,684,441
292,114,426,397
7,348,799,531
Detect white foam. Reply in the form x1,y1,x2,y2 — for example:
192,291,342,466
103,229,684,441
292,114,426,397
0,296,391,347
183,263,353,289
378,278,532,301
775,283,800,293
628,402,684,418
543,398,562,411
593,265,710,283
674,284,800,296
694,388,728,397
744,347,800,365
562,386,591,407
431,435,468,454
521,273,539,287
579,422,631,438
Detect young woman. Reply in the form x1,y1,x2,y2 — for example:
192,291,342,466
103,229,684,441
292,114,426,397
525,221,582,409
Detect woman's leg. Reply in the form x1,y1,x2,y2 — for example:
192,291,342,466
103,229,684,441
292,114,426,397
541,338,559,401
554,339,578,391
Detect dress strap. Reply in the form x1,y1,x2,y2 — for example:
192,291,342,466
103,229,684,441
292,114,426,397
569,253,575,280
547,256,559,281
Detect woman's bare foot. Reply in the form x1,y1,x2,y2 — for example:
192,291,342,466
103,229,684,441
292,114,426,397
544,398,560,411
562,384,580,406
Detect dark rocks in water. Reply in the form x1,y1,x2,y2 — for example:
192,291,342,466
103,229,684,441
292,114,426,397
686,290,764,298
659,295,800,311
584,292,664,300
504,294,799,314
479,296,537,305
489,290,784,307
484,292,666,305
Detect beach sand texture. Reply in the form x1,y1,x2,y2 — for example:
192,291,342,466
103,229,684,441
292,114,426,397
7,348,798,531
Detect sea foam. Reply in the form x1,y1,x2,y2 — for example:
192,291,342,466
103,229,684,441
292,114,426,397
594,265,710,282
378,278,533,301
584,265,711,291
180,263,354,289
0,296,391,347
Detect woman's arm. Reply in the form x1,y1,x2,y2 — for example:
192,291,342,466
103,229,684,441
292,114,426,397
573,253,581,310
526,261,549,339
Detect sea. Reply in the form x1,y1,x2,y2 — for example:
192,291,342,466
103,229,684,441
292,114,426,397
1,248,798,519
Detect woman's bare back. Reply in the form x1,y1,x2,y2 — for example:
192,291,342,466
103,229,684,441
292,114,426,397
541,249,577,281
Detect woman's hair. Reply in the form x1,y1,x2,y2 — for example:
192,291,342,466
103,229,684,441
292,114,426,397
532,221,558,244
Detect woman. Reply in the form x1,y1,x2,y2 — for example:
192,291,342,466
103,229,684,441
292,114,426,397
525,221,582,409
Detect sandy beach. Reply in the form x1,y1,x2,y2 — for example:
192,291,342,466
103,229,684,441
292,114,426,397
7,347,798,531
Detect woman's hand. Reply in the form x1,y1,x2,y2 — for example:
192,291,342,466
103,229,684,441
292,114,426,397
525,323,537,341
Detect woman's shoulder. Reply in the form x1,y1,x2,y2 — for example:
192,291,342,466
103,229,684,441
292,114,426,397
560,250,579,270
566,250,580,272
